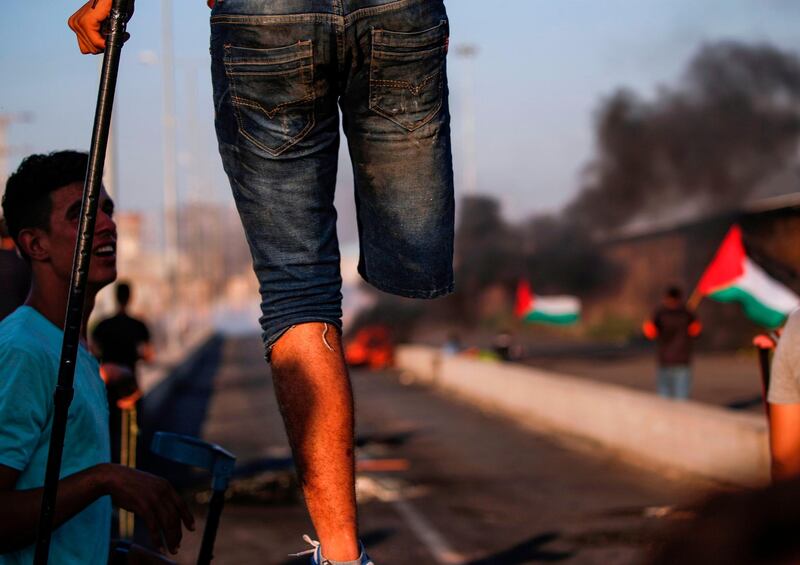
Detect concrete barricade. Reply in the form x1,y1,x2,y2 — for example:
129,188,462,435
396,345,770,487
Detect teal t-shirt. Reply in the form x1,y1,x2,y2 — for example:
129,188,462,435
0,306,111,564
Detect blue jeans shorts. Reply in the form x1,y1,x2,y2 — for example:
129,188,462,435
210,0,455,358
657,365,692,400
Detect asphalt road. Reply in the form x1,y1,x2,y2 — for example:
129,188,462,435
146,335,699,565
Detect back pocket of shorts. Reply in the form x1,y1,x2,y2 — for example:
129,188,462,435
369,20,448,132
224,41,315,156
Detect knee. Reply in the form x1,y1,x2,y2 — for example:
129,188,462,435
269,321,343,368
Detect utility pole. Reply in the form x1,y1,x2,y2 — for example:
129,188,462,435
456,44,478,196
96,55,120,321
184,66,200,206
162,0,180,350
96,56,120,206
0,113,33,190
103,108,119,203
182,62,214,333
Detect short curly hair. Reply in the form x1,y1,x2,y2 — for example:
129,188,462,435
2,151,88,258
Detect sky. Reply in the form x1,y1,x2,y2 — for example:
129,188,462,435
2,1,800,245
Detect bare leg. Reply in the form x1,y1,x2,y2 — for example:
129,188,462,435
270,322,359,562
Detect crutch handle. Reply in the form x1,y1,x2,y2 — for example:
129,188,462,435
150,432,236,491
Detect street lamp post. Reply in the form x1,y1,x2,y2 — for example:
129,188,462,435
456,44,479,196
161,0,180,352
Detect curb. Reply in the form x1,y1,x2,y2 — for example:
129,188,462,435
396,345,770,487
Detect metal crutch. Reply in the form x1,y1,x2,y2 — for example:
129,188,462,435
33,1,134,563
150,432,236,565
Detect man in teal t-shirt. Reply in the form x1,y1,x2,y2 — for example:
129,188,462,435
0,307,111,564
0,151,193,563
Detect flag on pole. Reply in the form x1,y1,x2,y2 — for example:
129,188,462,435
514,280,580,325
695,225,799,329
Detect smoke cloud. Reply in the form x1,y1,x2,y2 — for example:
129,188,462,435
568,41,800,234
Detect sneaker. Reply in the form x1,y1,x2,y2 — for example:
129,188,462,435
291,534,375,565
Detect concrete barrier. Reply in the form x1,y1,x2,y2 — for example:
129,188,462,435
396,345,770,487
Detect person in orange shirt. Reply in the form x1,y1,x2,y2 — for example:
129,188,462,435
643,286,702,400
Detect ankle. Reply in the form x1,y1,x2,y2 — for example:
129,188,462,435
320,537,360,562
324,554,363,565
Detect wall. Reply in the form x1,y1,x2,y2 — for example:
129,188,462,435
397,345,771,487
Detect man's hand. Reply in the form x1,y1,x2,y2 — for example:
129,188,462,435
100,464,195,554
100,362,133,384
642,320,658,340
0,462,190,553
100,362,139,402
69,0,134,54
754,333,777,349
69,0,112,54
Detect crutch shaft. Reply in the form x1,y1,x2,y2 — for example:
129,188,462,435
197,490,226,565
33,2,132,563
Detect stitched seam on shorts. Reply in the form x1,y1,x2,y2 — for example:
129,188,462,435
231,92,314,119
369,75,443,131
343,0,421,28
225,58,310,67
224,39,312,54
223,40,312,64
223,46,316,156
212,13,337,25
373,41,443,52
360,271,454,298
370,71,439,95
227,65,314,78
241,113,316,156
224,54,247,139
210,0,424,28
373,45,446,61
373,21,447,47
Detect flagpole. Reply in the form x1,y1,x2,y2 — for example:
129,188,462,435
687,289,703,312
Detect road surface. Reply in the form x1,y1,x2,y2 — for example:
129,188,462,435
142,335,699,564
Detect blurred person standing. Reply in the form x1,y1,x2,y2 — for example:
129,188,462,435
92,282,153,376
643,286,702,400
92,281,153,465
0,218,31,321
442,332,462,356
492,330,513,362
766,309,800,481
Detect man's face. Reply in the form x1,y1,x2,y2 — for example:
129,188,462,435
43,182,117,288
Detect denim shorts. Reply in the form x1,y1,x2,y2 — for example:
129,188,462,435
210,0,455,357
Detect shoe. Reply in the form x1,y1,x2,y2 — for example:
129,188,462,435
291,534,375,565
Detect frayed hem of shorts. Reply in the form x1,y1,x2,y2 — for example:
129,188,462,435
359,270,455,299
263,317,343,363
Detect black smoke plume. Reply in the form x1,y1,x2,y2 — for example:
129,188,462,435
568,41,800,235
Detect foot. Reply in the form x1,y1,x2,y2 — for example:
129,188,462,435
293,535,374,565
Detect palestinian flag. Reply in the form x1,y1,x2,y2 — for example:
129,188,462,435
695,225,799,329
514,280,580,325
